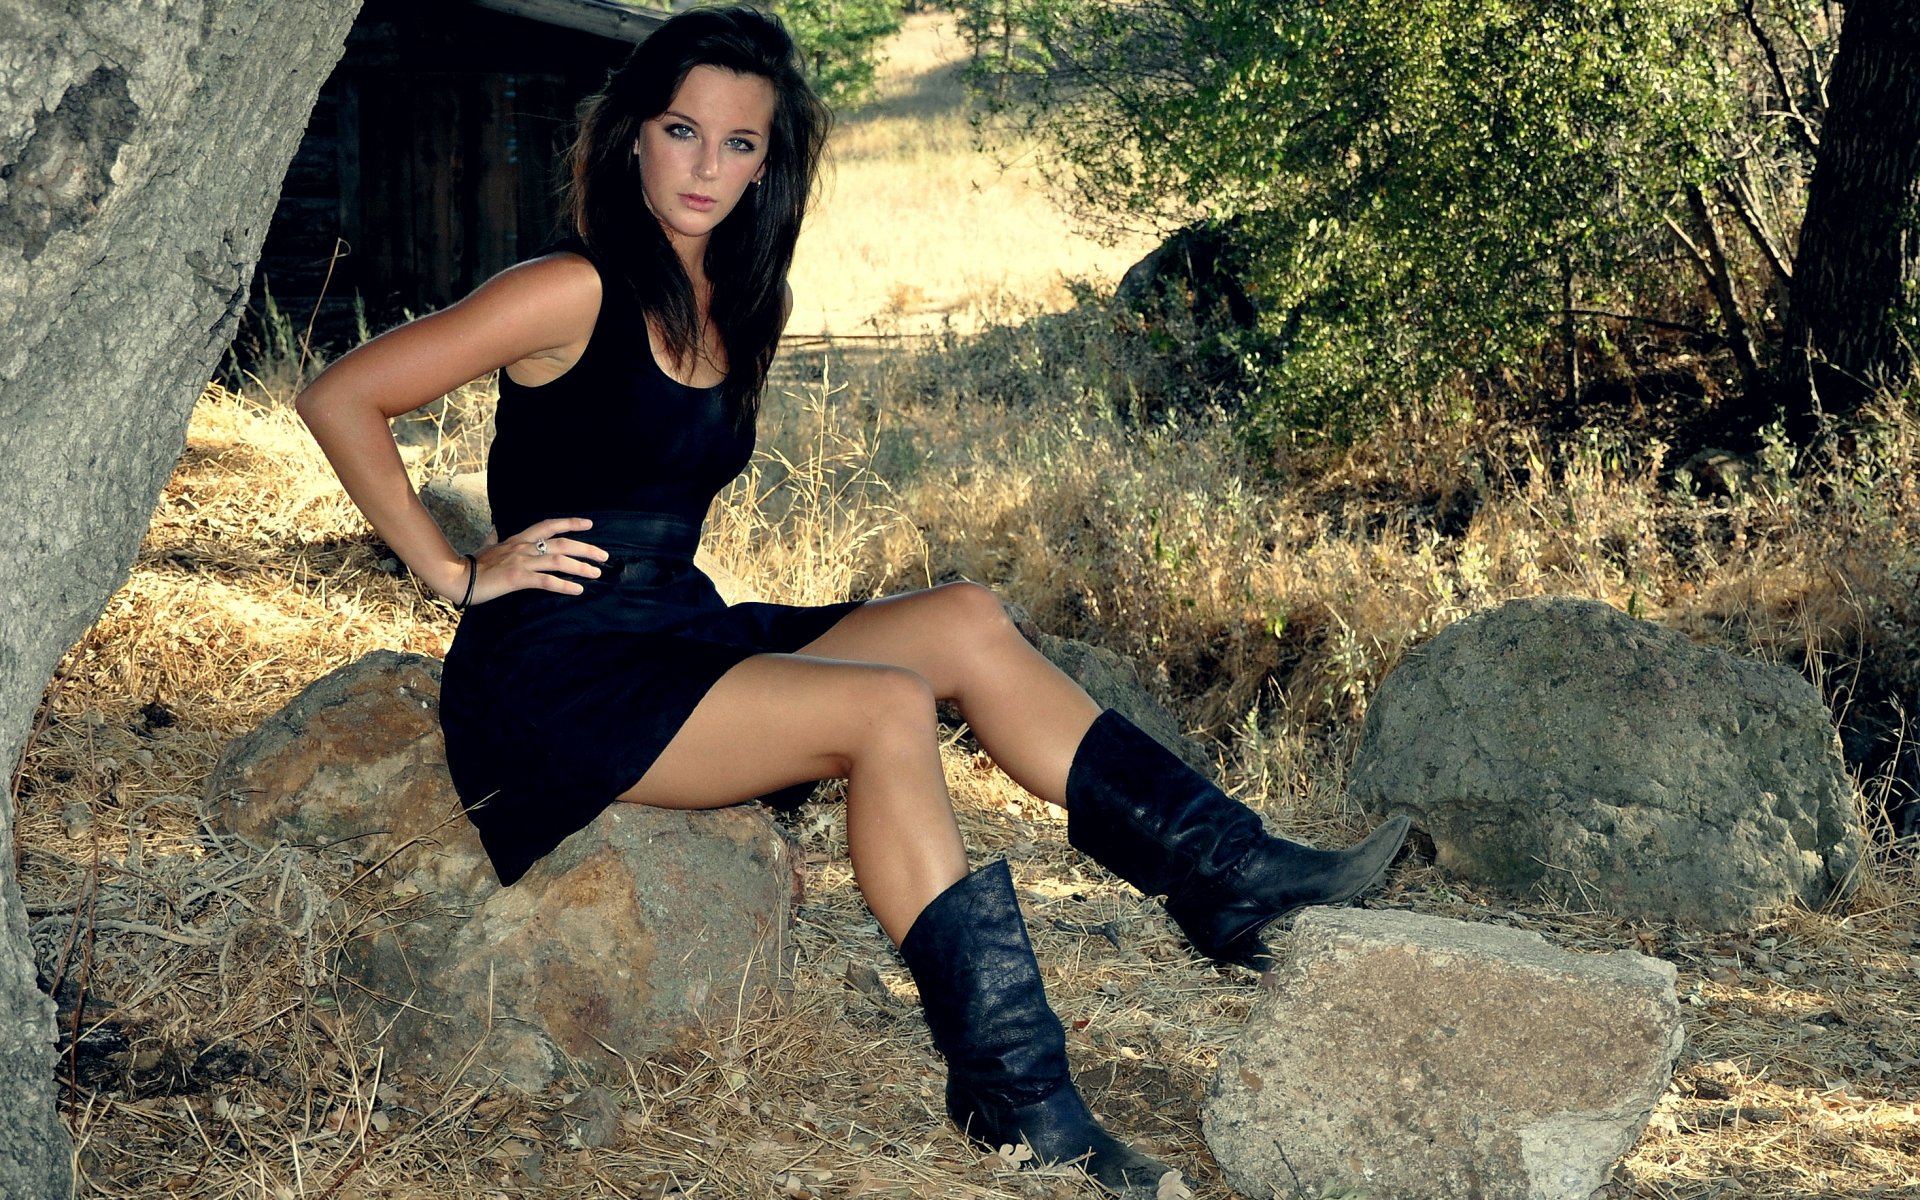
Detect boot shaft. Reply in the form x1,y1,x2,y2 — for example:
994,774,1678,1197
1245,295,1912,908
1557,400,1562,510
1065,709,1410,966
898,860,1187,1196
899,860,1069,1104
1065,708,1268,896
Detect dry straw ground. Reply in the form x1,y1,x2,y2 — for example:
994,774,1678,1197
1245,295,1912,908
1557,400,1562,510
14,13,1920,1200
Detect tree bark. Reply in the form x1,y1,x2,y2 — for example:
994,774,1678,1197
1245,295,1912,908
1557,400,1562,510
1687,185,1762,399
0,3,361,1193
1782,0,1920,435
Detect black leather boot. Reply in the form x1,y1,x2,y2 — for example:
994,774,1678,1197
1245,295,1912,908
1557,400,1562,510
898,861,1184,1198
1066,709,1410,967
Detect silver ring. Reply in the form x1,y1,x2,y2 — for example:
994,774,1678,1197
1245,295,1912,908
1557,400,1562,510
534,540,548,556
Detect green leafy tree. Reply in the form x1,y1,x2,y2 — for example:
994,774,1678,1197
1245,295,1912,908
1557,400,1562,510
615,1,902,105
971,0,1846,449
769,0,904,104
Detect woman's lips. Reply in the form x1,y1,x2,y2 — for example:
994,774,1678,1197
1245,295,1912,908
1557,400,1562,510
680,193,717,212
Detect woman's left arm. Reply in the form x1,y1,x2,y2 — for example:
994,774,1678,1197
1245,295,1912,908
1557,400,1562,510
294,255,605,604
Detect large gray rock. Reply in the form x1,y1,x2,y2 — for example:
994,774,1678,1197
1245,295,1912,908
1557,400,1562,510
207,651,800,1088
1002,602,1213,775
1204,908,1683,1200
1350,597,1863,928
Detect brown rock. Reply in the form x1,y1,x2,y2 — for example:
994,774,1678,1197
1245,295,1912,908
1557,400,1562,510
207,651,800,1087
1204,908,1682,1200
207,649,490,900
356,801,798,1089
560,1085,624,1148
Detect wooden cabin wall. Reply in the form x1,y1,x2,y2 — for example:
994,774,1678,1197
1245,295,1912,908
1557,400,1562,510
244,0,640,362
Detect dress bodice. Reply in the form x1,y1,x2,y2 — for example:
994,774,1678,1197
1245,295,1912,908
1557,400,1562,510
486,239,752,536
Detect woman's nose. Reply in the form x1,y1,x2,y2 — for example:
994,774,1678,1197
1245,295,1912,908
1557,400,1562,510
695,146,720,180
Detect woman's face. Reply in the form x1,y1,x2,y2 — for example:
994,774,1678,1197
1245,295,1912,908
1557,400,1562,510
635,65,777,257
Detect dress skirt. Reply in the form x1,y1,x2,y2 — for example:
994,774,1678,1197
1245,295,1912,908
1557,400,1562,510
440,509,865,885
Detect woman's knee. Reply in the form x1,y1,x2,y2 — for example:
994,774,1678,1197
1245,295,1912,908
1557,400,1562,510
932,580,1017,645
864,663,940,730
829,663,938,769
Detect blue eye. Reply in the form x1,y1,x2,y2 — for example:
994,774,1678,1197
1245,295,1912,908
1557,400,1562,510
665,123,695,139
727,137,757,153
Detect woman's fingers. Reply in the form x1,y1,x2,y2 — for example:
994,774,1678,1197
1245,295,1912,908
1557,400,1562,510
520,564,592,594
526,536,606,570
463,517,608,603
518,518,607,566
474,553,588,600
527,515,599,542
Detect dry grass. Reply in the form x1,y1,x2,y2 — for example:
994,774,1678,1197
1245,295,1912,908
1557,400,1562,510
18,362,1920,1199
784,13,1155,339
14,14,1920,1200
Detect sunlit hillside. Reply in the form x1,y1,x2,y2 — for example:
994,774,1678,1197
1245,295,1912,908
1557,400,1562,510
785,13,1155,337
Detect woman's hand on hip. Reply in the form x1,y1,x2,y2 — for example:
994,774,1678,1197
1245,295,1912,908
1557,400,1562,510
460,517,607,605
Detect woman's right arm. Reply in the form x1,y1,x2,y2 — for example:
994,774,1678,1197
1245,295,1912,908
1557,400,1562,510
294,253,608,605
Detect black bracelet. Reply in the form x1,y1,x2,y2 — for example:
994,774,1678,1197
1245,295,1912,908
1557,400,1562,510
456,553,477,610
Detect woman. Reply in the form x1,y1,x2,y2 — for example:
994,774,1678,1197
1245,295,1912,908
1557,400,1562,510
295,8,1407,1196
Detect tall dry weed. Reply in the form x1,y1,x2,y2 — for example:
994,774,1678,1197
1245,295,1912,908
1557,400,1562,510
814,289,1920,869
20,315,1920,1200
707,366,930,606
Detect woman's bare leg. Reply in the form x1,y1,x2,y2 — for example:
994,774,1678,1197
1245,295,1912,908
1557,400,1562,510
795,582,1101,805
618,653,968,943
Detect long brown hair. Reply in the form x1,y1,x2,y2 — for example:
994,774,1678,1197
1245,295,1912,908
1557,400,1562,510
564,6,830,429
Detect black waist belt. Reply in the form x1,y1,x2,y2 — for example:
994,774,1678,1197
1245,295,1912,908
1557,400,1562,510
552,509,703,563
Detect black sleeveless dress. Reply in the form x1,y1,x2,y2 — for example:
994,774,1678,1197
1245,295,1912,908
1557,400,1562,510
440,240,865,885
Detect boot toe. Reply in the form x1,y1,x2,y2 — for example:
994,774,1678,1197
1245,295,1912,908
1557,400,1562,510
1317,811,1411,905
962,1079,1186,1197
1165,813,1412,966
1077,1131,1187,1198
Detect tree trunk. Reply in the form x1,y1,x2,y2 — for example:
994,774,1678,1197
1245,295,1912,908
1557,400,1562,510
1687,185,1763,400
1782,0,1920,436
0,3,361,1193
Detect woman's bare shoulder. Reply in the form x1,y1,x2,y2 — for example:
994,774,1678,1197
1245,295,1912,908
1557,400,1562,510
296,249,610,418
484,248,603,330
432,249,602,382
